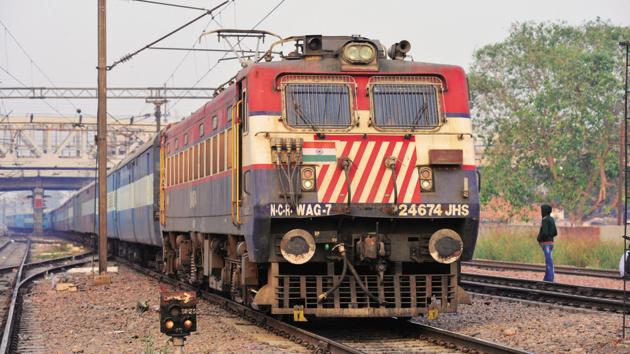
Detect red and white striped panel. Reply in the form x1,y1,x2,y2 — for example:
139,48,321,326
316,136,421,203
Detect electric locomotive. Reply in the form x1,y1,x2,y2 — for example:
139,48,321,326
160,35,479,318
49,34,479,319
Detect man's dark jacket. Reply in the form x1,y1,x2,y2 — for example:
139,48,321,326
537,204,558,243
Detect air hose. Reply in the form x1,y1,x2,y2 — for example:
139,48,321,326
317,244,387,305
346,259,387,305
317,250,348,303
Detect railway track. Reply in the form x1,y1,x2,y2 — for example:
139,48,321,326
0,240,11,254
0,240,30,337
307,318,530,354
0,246,96,353
122,259,529,354
461,272,628,314
0,250,94,275
463,259,619,279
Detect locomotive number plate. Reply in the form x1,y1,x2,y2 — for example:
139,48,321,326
270,203,333,217
268,203,470,217
396,203,469,217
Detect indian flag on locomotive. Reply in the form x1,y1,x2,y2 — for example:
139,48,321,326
302,141,336,162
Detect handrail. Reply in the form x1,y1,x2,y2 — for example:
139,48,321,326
230,103,236,225
231,100,243,226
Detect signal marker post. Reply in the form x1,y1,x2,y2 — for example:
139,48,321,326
160,289,197,353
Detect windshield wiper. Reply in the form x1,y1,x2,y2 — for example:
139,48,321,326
291,93,320,133
408,95,428,133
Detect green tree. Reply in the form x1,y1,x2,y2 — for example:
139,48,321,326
470,20,630,222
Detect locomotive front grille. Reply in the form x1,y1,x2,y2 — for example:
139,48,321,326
274,274,457,317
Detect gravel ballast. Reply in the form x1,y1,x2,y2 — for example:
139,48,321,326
415,295,629,353
25,264,307,353
22,262,630,353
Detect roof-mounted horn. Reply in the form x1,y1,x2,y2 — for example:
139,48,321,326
388,40,411,60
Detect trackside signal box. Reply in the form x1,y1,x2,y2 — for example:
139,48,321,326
160,290,197,337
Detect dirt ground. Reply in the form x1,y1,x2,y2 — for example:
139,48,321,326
24,262,630,353
24,264,307,353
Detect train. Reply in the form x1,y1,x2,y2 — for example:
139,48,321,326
5,213,50,234
49,35,479,319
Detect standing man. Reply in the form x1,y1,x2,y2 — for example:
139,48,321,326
537,204,558,282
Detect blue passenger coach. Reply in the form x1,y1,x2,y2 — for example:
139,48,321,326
50,136,162,257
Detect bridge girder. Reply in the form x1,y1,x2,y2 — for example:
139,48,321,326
0,115,157,182
0,176,94,191
0,87,215,100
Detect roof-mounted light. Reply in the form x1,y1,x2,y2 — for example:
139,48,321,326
343,43,375,64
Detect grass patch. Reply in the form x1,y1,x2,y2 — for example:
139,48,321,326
473,226,622,270
31,243,82,261
143,334,168,354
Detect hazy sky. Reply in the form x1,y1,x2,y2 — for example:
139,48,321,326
0,0,628,215
1,0,628,122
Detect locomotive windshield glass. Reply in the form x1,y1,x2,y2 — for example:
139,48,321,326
284,83,352,128
372,84,440,129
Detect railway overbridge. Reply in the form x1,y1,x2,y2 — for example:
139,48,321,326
0,115,157,232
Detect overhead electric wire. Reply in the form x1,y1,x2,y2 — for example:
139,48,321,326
0,20,78,118
107,0,229,71
166,0,286,116
149,46,279,54
131,0,214,12
106,111,154,137
160,0,235,88
0,65,69,118
250,0,286,29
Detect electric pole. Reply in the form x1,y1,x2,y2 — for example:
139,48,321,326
147,99,168,133
97,0,108,275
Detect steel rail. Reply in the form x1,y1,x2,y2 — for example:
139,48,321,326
461,273,627,313
119,259,359,354
0,240,11,253
0,251,95,353
0,240,30,353
307,317,530,354
0,251,94,274
464,259,619,279
122,259,528,354
410,321,532,354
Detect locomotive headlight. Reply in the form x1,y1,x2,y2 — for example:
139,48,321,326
345,45,360,61
300,166,316,192
428,229,463,264
343,44,375,64
419,166,434,192
359,46,374,61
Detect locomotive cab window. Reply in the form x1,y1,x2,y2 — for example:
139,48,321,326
370,78,443,129
283,83,352,128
